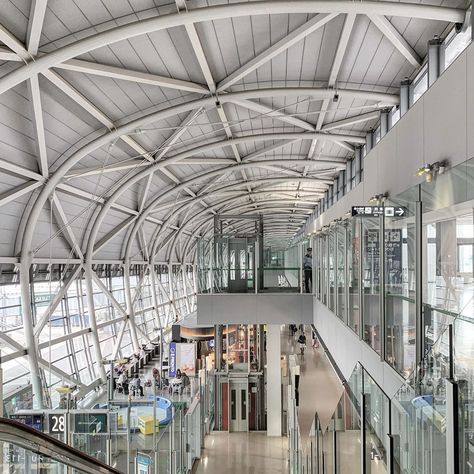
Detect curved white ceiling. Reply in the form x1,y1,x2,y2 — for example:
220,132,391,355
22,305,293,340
0,0,467,263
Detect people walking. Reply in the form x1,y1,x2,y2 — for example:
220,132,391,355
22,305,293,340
298,331,307,357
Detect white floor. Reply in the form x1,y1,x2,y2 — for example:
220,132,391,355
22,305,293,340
195,432,288,473
282,327,344,439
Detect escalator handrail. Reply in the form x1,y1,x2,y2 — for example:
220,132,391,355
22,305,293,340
0,417,122,474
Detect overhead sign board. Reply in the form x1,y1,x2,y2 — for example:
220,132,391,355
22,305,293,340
10,414,44,431
351,206,407,218
74,413,107,434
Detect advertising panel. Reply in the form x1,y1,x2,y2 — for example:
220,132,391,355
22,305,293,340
169,343,196,377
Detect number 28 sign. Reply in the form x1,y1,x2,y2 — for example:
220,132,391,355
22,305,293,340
49,414,66,434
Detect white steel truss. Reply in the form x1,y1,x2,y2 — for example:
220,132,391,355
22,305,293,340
0,0,468,407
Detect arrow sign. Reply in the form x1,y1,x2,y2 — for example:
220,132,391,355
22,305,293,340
352,206,407,218
394,207,405,216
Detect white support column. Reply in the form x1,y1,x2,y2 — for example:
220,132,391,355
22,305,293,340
84,265,106,382
380,109,390,138
266,324,282,437
19,256,44,409
365,131,373,153
428,38,442,87
400,79,410,116
124,261,140,352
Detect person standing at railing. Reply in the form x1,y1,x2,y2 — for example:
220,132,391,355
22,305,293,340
303,247,313,293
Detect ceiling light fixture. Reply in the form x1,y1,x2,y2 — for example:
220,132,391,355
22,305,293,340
368,192,388,204
415,161,448,182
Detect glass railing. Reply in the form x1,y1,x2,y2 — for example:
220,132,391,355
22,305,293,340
5,383,204,473
198,266,306,294
294,300,474,473
290,318,474,474
0,417,121,473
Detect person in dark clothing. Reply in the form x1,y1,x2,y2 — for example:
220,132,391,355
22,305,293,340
298,331,307,357
303,247,313,293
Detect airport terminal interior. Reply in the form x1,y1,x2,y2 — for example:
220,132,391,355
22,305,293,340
0,0,473,472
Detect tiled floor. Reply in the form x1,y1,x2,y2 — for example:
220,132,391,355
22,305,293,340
195,432,288,473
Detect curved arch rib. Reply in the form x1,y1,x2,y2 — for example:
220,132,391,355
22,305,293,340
0,1,464,95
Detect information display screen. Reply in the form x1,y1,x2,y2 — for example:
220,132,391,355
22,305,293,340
10,414,44,431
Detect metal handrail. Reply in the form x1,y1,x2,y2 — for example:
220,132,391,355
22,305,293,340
0,417,122,474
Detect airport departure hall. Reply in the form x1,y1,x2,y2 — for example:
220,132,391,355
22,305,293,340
0,0,474,472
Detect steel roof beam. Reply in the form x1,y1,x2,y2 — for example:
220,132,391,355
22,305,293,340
26,0,48,56
329,13,356,86
140,108,203,211
128,172,334,260
321,110,381,131
55,58,209,94
0,24,30,62
369,14,422,67
51,194,84,259
27,75,49,177
217,13,338,91
308,12,356,160
231,99,316,131
20,87,397,264
0,46,21,62
0,1,464,95
0,181,43,208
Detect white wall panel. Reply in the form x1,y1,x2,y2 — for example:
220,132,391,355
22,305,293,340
362,147,379,202
314,300,404,398
423,53,467,168
312,42,474,233
395,100,424,189
467,43,474,159
197,294,313,324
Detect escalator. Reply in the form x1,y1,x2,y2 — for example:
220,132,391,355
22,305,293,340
0,417,122,473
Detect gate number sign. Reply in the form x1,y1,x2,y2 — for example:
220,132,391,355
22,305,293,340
351,206,406,217
49,414,66,434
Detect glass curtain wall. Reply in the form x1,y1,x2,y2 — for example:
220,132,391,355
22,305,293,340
0,263,196,408
336,224,346,321
384,189,417,378
348,219,361,333
303,363,388,474
361,217,381,354
313,156,474,474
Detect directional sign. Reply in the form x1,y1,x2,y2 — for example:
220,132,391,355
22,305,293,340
351,206,406,218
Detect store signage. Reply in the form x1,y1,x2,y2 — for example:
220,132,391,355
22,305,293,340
10,414,43,431
169,342,177,378
169,342,196,378
351,206,406,217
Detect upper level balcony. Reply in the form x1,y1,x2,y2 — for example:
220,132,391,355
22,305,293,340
196,217,314,324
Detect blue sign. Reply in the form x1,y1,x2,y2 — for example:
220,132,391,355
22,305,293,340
137,452,151,465
169,342,177,378
10,414,43,431
136,452,152,474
